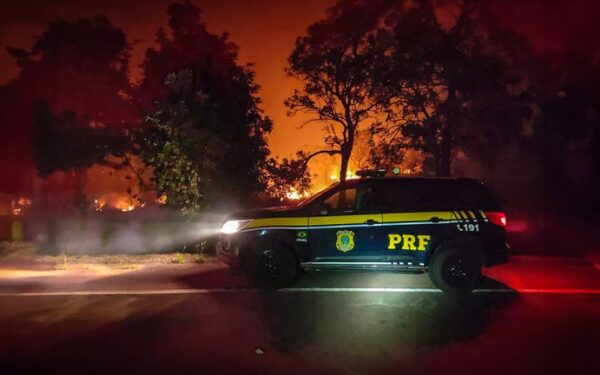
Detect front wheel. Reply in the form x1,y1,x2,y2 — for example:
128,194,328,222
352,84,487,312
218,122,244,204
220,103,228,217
257,245,302,288
429,244,482,294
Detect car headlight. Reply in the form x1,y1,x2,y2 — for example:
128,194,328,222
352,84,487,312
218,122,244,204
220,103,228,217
221,219,251,234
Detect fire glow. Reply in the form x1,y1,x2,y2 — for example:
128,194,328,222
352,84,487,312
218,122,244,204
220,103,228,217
10,197,31,216
286,188,310,201
94,195,143,212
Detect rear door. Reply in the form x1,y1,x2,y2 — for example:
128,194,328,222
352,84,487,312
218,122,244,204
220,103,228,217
307,181,385,263
377,180,457,267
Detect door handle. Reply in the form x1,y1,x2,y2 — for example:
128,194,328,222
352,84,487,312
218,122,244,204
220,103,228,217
365,219,378,225
429,216,441,223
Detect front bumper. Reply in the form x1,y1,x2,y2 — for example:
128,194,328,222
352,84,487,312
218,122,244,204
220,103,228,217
216,228,266,265
216,235,241,266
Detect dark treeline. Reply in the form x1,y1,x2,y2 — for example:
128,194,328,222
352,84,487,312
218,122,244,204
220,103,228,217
0,2,295,213
285,0,599,220
0,0,598,231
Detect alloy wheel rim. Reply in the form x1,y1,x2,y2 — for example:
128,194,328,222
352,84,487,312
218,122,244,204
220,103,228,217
441,255,474,287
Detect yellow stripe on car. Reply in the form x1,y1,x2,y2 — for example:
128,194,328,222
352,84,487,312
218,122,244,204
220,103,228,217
244,217,308,229
242,211,459,232
382,211,455,223
309,214,381,226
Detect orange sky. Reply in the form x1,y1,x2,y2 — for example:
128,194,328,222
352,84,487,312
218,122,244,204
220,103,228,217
1,0,598,160
0,0,335,159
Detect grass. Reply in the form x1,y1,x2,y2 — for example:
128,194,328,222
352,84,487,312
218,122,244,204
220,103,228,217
170,252,206,264
193,253,206,264
170,252,186,264
1,242,215,269
53,252,69,270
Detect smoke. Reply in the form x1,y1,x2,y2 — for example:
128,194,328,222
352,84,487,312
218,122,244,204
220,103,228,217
27,209,227,254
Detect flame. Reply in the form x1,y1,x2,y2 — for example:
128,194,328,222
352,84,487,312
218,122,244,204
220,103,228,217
93,193,142,212
17,197,31,206
121,204,135,212
10,197,31,216
329,169,356,182
156,193,167,205
286,187,310,200
94,199,105,212
86,153,153,213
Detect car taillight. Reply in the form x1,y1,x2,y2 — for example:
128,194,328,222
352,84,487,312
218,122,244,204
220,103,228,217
485,211,506,227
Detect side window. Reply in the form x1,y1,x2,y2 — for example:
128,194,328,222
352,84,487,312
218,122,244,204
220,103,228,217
378,185,411,212
377,183,435,212
355,184,383,212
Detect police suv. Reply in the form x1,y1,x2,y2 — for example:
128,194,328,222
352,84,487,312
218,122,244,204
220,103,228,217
217,170,508,293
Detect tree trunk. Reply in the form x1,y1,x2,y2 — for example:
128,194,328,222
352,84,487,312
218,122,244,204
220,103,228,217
436,123,452,177
438,146,452,177
438,90,456,177
339,147,351,182
74,168,87,214
339,127,355,182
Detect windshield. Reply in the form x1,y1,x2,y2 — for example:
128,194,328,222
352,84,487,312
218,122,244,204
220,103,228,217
295,182,339,208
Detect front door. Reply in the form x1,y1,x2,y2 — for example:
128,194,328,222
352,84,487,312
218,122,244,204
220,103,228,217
308,182,384,263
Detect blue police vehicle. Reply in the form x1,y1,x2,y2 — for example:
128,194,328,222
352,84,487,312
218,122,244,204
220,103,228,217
217,169,508,293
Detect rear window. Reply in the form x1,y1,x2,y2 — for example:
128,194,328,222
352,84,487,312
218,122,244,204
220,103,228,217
372,179,499,212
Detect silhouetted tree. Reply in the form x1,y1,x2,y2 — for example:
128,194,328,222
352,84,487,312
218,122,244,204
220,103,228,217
0,86,34,194
262,152,312,201
2,16,135,206
290,0,533,179
137,2,272,210
532,50,600,213
284,0,391,181
8,16,135,126
33,102,127,176
373,0,533,177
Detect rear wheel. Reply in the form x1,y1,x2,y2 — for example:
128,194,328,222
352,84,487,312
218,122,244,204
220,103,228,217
429,243,482,293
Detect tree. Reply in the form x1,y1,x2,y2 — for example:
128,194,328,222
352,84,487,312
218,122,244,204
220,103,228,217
32,101,128,209
532,50,600,213
373,0,532,176
137,1,239,108
284,0,390,181
33,102,127,176
2,16,135,205
137,2,272,210
262,152,312,201
140,104,207,214
0,86,34,194
8,16,135,126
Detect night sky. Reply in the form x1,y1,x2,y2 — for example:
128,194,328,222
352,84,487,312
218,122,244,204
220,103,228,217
1,0,598,158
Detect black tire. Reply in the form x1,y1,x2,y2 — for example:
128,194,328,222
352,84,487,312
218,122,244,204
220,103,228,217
241,241,302,289
429,242,482,294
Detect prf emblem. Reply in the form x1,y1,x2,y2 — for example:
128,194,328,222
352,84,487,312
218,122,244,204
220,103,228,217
336,230,355,252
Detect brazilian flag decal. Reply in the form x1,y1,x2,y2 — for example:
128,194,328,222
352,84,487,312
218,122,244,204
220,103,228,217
296,230,308,242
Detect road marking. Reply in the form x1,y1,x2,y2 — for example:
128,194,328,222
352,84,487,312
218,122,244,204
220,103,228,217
285,288,600,295
0,287,599,297
0,289,247,297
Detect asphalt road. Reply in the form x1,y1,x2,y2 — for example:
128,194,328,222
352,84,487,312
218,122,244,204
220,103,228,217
0,258,598,374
